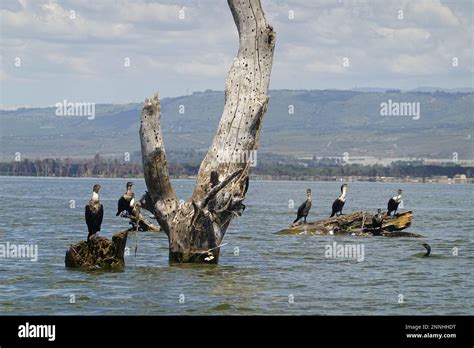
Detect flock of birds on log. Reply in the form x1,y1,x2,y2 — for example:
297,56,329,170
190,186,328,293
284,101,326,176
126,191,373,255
293,184,403,228
85,182,141,243
291,185,430,255
86,183,405,239
84,182,430,257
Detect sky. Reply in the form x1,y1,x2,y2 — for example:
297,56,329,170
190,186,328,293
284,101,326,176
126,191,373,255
1,0,473,108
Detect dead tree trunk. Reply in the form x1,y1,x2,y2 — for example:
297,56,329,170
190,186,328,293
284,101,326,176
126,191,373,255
139,0,275,263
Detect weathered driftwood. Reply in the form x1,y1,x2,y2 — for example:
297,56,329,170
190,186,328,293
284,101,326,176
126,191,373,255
139,0,276,263
65,231,128,270
128,214,160,232
277,211,423,237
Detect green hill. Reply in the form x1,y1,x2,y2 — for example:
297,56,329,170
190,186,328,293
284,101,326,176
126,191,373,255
0,89,472,162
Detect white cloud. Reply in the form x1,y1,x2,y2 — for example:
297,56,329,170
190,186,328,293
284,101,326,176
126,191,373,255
305,60,345,74
411,0,460,27
0,0,472,107
116,2,184,24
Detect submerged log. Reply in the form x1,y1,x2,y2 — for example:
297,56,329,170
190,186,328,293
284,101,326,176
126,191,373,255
277,211,423,237
65,231,128,270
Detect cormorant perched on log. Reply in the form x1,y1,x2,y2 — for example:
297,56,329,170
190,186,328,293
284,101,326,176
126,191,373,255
422,243,431,257
387,189,402,216
293,189,312,224
116,182,135,217
372,208,383,232
85,184,103,241
330,184,347,217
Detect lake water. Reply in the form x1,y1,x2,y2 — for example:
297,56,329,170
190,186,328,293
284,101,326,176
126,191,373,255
0,176,472,315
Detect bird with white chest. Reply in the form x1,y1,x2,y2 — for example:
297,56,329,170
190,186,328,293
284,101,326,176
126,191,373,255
387,189,403,216
85,184,103,242
330,184,348,217
116,181,135,218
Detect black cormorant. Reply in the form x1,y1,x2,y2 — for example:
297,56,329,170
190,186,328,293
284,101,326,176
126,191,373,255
387,189,402,216
330,184,347,217
85,184,103,241
116,181,135,217
293,189,312,224
243,175,249,196
422,243,431,257
372,208,383,232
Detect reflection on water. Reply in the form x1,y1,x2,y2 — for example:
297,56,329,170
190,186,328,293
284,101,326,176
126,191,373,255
0,177,473,315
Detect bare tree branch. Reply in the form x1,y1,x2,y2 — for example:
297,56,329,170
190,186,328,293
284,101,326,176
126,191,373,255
139,0,275,262
139,93,177,232
191,0,275,204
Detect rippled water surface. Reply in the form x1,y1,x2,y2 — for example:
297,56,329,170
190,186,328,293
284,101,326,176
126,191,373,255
0,177,473,315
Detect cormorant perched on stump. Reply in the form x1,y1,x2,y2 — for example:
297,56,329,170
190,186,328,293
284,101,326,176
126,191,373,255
330,184,348,217
85,184,103,241
293,189,312,224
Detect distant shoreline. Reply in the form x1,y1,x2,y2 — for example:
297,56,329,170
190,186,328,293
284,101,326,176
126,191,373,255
1,154,473,184
1,174,472,184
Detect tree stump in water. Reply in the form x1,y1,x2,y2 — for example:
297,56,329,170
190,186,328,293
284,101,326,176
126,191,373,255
138,0,276,263
277,211,423,237
65,231,128,270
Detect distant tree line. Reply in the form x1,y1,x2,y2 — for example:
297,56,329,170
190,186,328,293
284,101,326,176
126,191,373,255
0,155,472,179
0,155,142,177
252,163,472,179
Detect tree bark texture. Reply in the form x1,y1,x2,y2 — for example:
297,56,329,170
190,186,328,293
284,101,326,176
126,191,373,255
139,0,276,263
